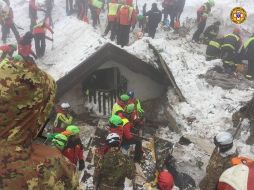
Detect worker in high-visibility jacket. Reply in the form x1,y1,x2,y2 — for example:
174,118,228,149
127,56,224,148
240,34,254,80
111,94,130,117
203,21,221,44
89,0,104,28
220,28,242,73
103,0,120,41
54,102,74,133
206,38,222,61
116,0,136,47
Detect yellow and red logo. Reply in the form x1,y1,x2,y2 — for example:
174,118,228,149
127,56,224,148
230,7,247,24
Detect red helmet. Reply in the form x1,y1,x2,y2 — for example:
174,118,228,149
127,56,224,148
125,0,133,5
158,171,174,190
233,28,241,35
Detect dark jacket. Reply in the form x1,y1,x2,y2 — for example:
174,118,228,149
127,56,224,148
241,36,254,61
221,33,241,51
143,6,162,29
204,24,219,40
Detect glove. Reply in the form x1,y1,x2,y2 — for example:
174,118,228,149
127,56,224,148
78,159,85,171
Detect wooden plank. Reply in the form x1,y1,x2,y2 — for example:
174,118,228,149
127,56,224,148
148,43,186,102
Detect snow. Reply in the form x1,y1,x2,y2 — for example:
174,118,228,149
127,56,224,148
3,0,254,189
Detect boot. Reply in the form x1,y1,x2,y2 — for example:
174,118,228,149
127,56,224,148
246,121,254,145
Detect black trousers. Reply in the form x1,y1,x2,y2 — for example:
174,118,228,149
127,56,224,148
192,20,206,42
206,46,220,61
117,25,130,47
34,33,46,58
122,138,142,162
66,0,74,15
2,23,20,43
90,5,98,27
247,60,254,77
164,6,175,27
104,21,117,41
148,26,157,39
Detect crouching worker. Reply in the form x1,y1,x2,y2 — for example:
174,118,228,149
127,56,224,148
199,132,238,190
206,38,222,61
0,57,79,189
62,125,85,171
93,133,136,189
54,102,74,132
112,94,130,117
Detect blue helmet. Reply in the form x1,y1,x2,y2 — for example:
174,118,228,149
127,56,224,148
127,91,134,98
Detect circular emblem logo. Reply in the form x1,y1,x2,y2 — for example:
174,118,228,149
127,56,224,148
230,7,247,24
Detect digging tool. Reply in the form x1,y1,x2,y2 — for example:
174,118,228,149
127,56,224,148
233,117,243,139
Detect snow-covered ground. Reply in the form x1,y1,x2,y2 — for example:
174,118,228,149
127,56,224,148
3,0,254,189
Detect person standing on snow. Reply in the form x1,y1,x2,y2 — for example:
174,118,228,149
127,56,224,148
203,21,221,44
53,102,74,133
199,132,238,190
93,133,136,189
220,28,242,73
89,0,103,28
0,43,16,60
18,31,37,62
240,34,254,80
162,0,175,28
192,0,215,43
143,3,162,39
33,20,53,58
103,0,120,41
232,95,254,145
29,0,45,31
0,56,79,190
116,0,136,47
66,0,74,15
0,3,20,43
174,0,186,29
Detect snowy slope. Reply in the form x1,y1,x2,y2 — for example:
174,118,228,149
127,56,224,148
4,0,254,188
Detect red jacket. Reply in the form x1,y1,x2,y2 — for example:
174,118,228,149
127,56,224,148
158,171,174,190
33,23,53,35
109,126,124,140
117,5,136,26
62,145,84,165
0,45,12,53
18,43,33,57
123,121,134,140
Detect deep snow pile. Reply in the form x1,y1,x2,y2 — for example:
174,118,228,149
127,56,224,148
3,0,254,188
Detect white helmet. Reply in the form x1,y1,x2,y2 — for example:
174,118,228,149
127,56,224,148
215,132,233,146
61,102,71,109
106,133,121,145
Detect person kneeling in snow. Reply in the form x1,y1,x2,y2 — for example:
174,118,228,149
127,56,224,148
199,132,238,190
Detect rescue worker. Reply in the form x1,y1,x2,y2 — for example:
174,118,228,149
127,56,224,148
93,133,136,189
143,3,162,39
192,0,215,43
0,56,79,189
53,102,74,133
0,43,16,60
203,21,221,43
157,169,174,190
77,0,88,20
66,0,74,15
127,91,144,116
220,28,242,73
18,31,37,62
33,20,54,58
111,94,130,116
162,0,175,28
199,132,238,190
232,96,254,145
0,4,20,43
108,115,124,139
116,0,137,47
174,0,186,29
206,38,222,61
217,158,254,190
121,104,143,162
45,0,54,28
90,0,103,28
62,125,85,170
29,0,45,31
103,0,120,41
240,34,254,80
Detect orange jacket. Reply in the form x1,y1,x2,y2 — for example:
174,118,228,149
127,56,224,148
117,5,136,26
33,23,53,35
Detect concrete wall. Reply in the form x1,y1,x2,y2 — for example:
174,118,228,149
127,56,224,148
99,61,165,101
59,60,166,115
